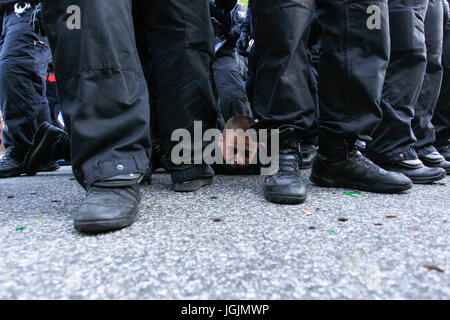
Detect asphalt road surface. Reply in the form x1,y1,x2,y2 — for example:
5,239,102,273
0,166,449,299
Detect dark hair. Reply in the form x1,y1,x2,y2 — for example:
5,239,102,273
224,115,256,131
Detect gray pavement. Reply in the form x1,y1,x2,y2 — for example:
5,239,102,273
0,166,449,300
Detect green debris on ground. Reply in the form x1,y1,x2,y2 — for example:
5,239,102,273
344,191,360,196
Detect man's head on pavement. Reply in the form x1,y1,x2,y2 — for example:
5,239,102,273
218,115,259,168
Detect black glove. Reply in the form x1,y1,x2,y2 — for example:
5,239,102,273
236,32,250,56
215,0,237,11
30,3,45,36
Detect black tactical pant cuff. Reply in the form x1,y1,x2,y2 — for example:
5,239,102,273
78,151,150,189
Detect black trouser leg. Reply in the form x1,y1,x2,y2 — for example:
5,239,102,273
251,0,316,143
433,13,450,147
303,15,320,146
42,0,151,188
367,0,429,162
136,0,218,159
412,0,444,150
317,0,390,143
0,8,52,158
252,0,390,145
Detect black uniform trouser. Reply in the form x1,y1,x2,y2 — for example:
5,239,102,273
251,0,389,145
41,0,217,188
433,13,450,147
247,37,319,147
0,6,52,158
412,0,444,150
367,0,429,163
303,14,320,146
212,54,252,129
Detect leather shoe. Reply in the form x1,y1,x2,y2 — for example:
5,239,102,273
311,143,412,193
417,146,450,175
0,147,24,178
74,173,142,234
264,145,307,204
375,158,445,184
24,121,69,176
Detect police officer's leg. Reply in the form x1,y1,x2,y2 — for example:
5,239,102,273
212,55,253,123
0,5,53,178
413,0,450,173
251,0,316,204
42,0,151,233
433,3,450,160
138,0,218,192
310,0,412,193
366,0,445,184
300,14,320,168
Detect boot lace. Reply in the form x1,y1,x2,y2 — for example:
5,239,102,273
277,148,301,175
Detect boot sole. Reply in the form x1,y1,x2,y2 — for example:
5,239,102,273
408,170,446,184
264,192,307,205
24,125,56,176
172,178,213,192
39,163,61,172
0,170,23,178
74,214,137,234
310,174,412,194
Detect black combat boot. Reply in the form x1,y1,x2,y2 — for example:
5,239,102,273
170,163,214,192
24,122,69,176
0,147,24,178
311,134,413,193
264,140,307,204
417,146,450,175
74,173,143,234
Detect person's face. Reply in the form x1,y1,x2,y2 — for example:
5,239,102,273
219,133,259,168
